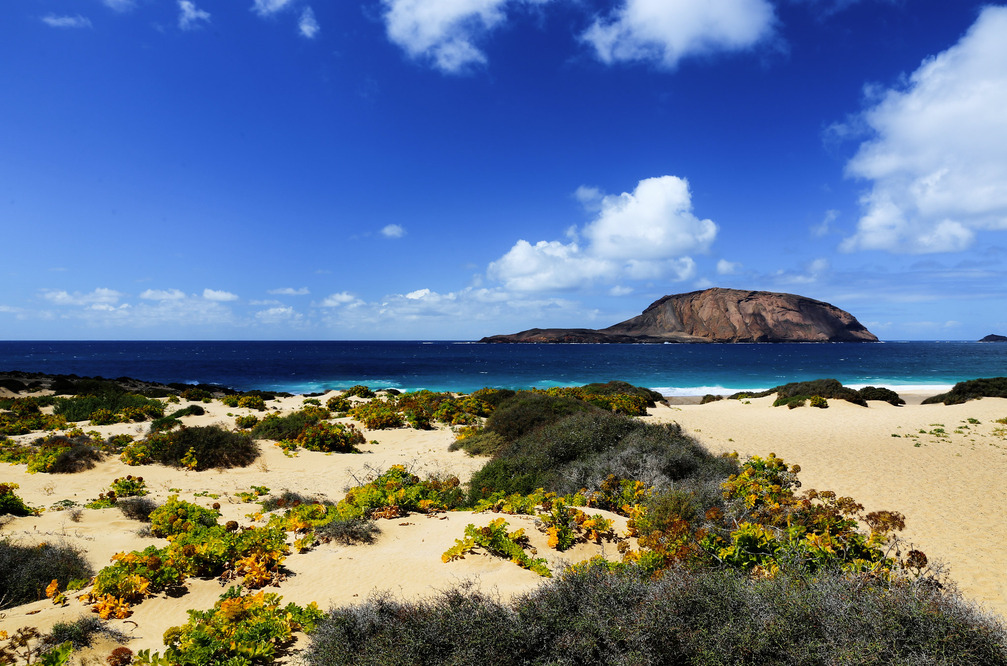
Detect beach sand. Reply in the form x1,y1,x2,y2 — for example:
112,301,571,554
2,390,1006,663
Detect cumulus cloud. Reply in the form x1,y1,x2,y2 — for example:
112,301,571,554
268,287,310,296
381,224,406,239
841,6,1007,254
203,288,238,302
299,7,320,38
252,0,295,16
584,176,717,261
383,0,542,73
582,0,775,69
489,176,716,292
42,288,122,306
42,14,93,28
140,289,186,301
178,0,210,30
488,240,616,291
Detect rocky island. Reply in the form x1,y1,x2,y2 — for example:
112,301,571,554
481,288,878,343
979,334,1007,342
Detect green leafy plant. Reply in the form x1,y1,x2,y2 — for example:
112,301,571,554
442,518,551,577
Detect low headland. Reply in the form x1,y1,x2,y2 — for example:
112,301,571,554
2,372,1006,664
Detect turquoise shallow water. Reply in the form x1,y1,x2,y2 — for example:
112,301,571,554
2,340,1006,396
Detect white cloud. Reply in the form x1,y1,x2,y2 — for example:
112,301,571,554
841,6,1007,254
487,240,616,291
584,176,717,261
299,7,320,38
42,14,93,28
488,176,717,292
42,288,122,306
178,0,210,30
255,306,303,324
609,286,634,296
320,292,359,307
103,0,135,12
140,289,186,301
582,0,776,69
268,287,310,296
717,259,742,275
252,0,295,16
203,288,238,302
382,0,528,73
812,209,839,237
381,224,406,239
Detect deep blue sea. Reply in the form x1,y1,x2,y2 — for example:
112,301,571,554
2,340,1006,396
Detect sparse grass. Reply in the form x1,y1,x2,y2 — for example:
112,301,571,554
117,496,159,522
316,516,381,545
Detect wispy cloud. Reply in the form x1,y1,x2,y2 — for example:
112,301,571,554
41,14,93,29
42,288,122,306
102,0,135,12
299,7,320,38
841,6,1007,254
178,0,210,30
203,288,239,302
268,287,310,296
581,0,776,69
319,292,359,307
252,0,295,17
140,289,187,301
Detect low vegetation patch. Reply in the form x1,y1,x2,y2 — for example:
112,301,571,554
121,425,258,470
923,377,1007,405
0,540,93,609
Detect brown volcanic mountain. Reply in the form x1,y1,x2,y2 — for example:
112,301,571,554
481,288,878,343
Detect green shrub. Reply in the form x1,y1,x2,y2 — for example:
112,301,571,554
149,496,219,538
52,393,164,424
237,395,266,411
126,426,258,471
326,395,351,412
482,391,598,443
344,385,376,399
44,616,126,651
700,394,724,404
336,466,464,520
294,421,365,453
448,430,507,457
0,482,36,516
858,386,905,406
24,436,104,474
250,410,321,441
809,395,828,408
733,379,868,407
139,587,323,666
350,400,404,430
0,540,93,608
923,377,1007,405
234,414,258,429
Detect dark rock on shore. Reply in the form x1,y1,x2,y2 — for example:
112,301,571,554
482,288,878,344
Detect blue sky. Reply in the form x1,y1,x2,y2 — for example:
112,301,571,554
2,0,1006,340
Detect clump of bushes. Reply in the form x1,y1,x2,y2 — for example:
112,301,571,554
303,562,1007,666
52,391,164,424
0,540,93,608
923,377,1007,405
731,379,868,407
289,421,365,454
150,404,205,432
858,385,905,406
9,435,105,474
121,426,258,470
250,410,323,441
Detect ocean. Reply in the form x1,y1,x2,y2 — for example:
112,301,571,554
2,340,1006,397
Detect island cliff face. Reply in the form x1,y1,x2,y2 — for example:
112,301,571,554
481,288,878,343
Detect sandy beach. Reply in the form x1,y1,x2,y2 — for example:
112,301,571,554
2,388,1006,663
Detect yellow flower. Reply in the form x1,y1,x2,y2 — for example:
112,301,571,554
45,579,59,599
